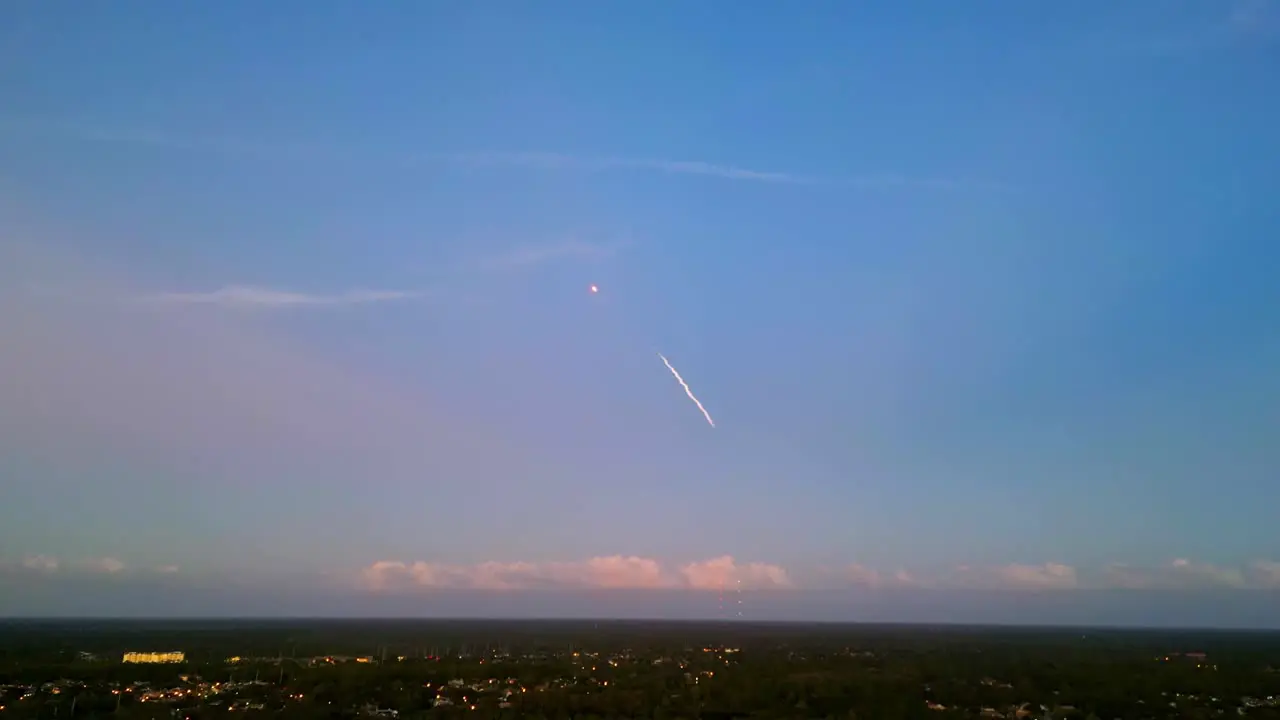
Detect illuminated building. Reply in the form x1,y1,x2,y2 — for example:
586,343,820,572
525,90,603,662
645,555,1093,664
122,651,185,664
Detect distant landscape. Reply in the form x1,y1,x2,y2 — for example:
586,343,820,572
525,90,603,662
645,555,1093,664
3,619,1280,718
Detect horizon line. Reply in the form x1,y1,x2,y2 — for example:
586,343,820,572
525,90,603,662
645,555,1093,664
3,616,1279,633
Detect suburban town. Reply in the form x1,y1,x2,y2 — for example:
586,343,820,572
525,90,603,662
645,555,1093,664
2,620,1280,718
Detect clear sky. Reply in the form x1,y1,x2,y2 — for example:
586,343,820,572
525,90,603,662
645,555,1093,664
2,0,1279,626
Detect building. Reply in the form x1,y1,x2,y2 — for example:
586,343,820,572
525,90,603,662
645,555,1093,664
122,651,185,664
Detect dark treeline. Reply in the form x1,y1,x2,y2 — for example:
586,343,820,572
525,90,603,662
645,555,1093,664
6,619,1280,658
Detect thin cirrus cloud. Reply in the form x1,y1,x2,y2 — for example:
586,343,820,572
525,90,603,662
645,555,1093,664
831,559,1280,591
136,285,425,310
450,151,1016,192
840,562,1080,591
1219,0,1279,40
471,238,632,274
3,118,809,184
131,238,623,311
951,559,1280,591
1088,0,1280,58
121,226,626,312
0,239,517,482
1102,558,1280,590
454,151,810,184
4,117,1008,191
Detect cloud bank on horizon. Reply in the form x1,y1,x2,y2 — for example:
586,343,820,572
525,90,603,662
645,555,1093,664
7,553,1280,594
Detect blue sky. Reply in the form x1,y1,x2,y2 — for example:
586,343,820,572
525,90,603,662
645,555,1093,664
2,0,1279,624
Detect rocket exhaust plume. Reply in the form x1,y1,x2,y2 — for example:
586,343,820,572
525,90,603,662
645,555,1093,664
658,353,716,428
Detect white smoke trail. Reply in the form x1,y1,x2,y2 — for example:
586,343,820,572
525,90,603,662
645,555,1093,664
657,353,716,428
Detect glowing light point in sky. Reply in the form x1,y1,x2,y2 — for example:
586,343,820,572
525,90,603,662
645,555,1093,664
590,285,599,293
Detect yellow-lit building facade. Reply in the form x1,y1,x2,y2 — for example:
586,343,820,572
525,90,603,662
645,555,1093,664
122,651,185,664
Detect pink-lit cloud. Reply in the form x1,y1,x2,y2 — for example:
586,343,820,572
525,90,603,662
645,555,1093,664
678,556,793,590
361,555,793,592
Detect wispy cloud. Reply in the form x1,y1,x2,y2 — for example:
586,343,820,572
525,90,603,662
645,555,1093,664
456,151,810,184
843,564,925,589
20,555,59,573
1101,558,1280,590
480,238,629,270
454,152,1014,192
1,117,810,185
136,285,425,310
0,240,515,484
1090,0,1280,58
831,560,1280,592
6,554,131,575
134,241,621,310
83,557,126,574
3,117,1008,192
145,238,621,309
960,559,1280,591
945,563,1082,590
1226,0,1280,37
0,116,344,160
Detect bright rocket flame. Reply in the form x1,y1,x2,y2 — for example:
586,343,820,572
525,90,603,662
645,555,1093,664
657,353,716,428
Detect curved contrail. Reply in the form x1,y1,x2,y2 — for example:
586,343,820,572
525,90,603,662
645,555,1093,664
657,353,716,428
